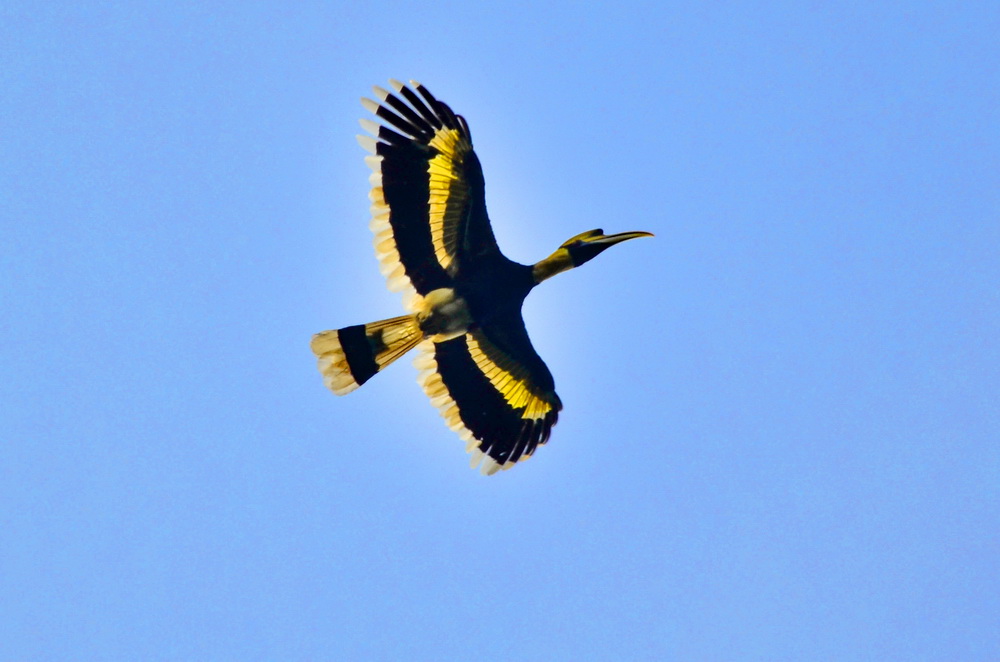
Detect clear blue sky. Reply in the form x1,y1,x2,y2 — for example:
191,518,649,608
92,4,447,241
3,2,998,660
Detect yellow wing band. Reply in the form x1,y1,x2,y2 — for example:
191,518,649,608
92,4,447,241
426,128,471,273
466,332,555,420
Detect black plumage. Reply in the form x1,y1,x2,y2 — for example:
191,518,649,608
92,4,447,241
311,80,652,474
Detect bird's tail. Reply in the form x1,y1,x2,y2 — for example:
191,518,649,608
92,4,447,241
311,314,423,395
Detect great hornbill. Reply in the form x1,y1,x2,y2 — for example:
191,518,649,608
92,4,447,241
311,80,652,474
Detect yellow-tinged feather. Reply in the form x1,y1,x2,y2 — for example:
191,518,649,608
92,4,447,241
468,449,484,468
377,324,407,345
356,135,377,154
377,259,398,278
401,291,423,313
310,332,341,354
422,126,472,273
428,163,458,178
360,97,379,114
428,128,460,154
310,330,362,396
465,333,554,422
386,276,408,292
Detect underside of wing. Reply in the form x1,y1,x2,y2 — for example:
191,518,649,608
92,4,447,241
412,315,562,474
358,80,500,312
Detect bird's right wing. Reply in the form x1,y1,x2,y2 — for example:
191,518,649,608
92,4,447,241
359,80,501,311
413,311,562,474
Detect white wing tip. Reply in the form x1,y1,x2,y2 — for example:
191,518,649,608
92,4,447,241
480,456,502,476
386,275,408,292
356,134,377,154
360,97,380,114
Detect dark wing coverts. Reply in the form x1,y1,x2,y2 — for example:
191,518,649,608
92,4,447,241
360,80,562,473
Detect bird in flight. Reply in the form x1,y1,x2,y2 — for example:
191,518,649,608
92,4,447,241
311,80,652,474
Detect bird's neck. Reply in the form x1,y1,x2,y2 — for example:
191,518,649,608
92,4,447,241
532,248,574,284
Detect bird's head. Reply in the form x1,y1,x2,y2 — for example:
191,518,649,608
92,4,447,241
533,228,654,283
560,228,654,266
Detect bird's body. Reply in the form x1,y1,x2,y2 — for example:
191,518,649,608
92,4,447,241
312,80,651,474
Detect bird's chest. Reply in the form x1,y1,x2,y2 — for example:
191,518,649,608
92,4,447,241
456,267,531,325
417,261,531,340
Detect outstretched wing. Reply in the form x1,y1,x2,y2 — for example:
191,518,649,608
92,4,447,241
413,310,562,475
359,80,501,311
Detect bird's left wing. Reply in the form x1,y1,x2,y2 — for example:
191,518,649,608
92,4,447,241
413,311,562,475
359,80,500,311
